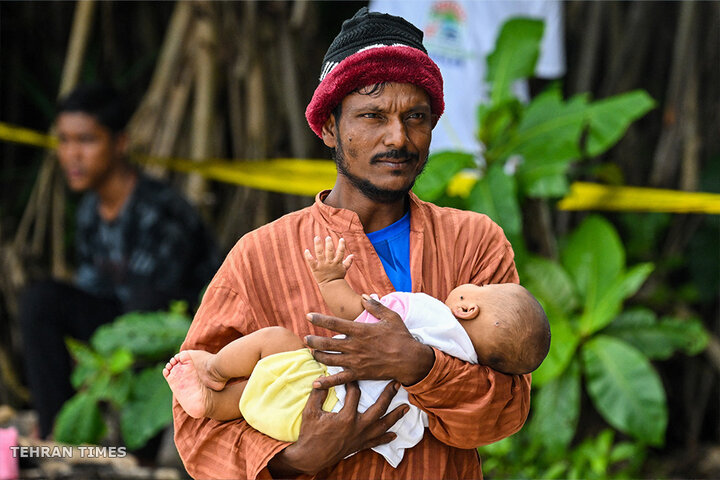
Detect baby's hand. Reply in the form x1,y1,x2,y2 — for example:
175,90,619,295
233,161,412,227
304,236,354,285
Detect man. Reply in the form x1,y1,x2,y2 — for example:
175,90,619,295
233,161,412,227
19,84,220,438
173,8,530,479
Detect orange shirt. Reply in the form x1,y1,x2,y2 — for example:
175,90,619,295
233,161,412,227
173,191,531,479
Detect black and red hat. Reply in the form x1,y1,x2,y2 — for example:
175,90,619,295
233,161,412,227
305,7,444,138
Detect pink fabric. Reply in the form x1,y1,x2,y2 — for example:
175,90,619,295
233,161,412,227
0,427,19,480
355,292,410,324
305,46,445,137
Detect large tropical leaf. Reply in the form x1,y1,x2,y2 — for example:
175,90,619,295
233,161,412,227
414,151,475,202
604,307,709,359
578,262,653,335
54,392,106,445
66,337,103,389
561,215,624,311
467,163,522,244
91,311,191,360
486,18,544,103
529,358,581,456
120,364,174,450
582,335,667,445
490,88,584,161
531,315,580,386
521,256,580,319
585,91,656,156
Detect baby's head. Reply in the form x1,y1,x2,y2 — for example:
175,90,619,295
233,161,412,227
444,283,550,375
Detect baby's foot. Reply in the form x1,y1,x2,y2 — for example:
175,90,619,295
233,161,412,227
163,351,222,418
183,350,228,391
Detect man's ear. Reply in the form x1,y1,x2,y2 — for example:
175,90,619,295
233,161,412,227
112,131,129,158
321,114,338,149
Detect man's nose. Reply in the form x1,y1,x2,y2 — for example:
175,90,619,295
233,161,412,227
59,141,81,161
383,117,409,148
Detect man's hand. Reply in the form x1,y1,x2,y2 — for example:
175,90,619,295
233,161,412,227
267,381,408,477
305,294,435,387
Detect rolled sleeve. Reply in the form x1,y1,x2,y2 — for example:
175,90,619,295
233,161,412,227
404,347,531,448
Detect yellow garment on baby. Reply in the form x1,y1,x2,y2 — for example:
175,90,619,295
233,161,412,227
239,348,338,442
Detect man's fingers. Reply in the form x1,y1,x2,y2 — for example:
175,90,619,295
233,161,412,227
361,294,403,323
360,431,398,452
340,381,361,410
342,254,354,270
304,383,330,411
312,350,354,371
304,333,346,353
312,369,357,389
362,381,399,419
307,312,358,335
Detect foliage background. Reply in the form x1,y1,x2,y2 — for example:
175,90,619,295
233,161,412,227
0,1,718,478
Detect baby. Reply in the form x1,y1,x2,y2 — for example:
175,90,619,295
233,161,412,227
165,236,550,467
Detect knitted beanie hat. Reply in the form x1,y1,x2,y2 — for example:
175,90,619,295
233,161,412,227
305,7,444,138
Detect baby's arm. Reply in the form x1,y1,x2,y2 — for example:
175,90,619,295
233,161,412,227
304,236,364,320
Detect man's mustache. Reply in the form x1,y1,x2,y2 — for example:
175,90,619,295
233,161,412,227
371,149,419,163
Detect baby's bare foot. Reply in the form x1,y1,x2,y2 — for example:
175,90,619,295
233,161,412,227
184,350,228,391
163,351,219,418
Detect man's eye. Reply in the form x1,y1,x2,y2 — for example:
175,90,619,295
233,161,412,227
408,113,425,120
361,113,380,119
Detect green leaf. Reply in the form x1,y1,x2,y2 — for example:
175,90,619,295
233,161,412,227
605,307,709,359
54,392,107,445
103,370,134,407
582,335,667,445
531,315,580,386
585,90,656,156
529,358,581,455
414,151,475,202
561,215,624,311
108,348,134,374
521,256,580,319
66,337,104,389
579,262,654,335
91,311,191,360
477,98,523,152
486,18,544,103
120,364,174,450
467,163,522,243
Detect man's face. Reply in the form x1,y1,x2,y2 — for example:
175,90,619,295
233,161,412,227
322,82,436,203
56,112,124,192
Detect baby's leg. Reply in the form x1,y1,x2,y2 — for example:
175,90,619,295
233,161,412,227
164,326,305,420
164,354,248,421
213,326,306,379
164,352,224,419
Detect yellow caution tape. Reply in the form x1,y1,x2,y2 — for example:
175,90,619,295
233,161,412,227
137,155,337,197
2,121,719,213
558,182,720,214
0,122,57,149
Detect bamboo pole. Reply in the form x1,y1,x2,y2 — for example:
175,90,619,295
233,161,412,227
187,1,217,207
58,1,96,98
127,1,193,153
278,10,310,159
650,2,696,187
